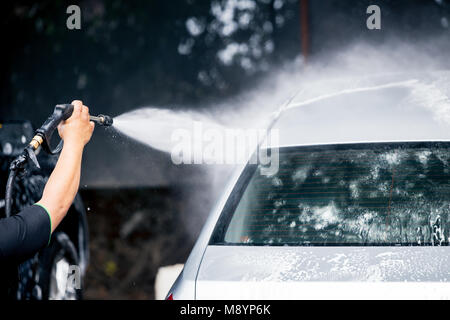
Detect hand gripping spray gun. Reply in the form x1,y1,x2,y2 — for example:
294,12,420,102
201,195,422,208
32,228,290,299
4,104,113,218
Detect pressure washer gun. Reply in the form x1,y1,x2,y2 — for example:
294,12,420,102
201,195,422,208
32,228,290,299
28,104,113,155
4,104,113,217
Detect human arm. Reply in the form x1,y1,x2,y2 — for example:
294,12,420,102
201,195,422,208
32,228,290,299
36,100,94,232
0,100,94,262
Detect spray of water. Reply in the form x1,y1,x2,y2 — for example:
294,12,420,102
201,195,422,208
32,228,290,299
114,108,226,155
113,39,450,155
110,38,450,240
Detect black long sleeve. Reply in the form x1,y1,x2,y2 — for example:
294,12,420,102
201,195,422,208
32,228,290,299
0,204,51,263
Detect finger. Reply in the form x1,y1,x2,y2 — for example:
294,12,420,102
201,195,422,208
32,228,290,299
82,105,89,120
57,123,64,138
71,100,83,106
89,121,95,136
71,100,82,117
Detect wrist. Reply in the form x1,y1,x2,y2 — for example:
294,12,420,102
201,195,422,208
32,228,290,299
62,138,86,150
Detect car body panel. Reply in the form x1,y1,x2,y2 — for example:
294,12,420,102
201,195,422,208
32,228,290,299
270,83,450,148
168,163,248,299
196,246,450,299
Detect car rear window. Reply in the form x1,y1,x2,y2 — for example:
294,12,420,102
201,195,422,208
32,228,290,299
210,142,450,246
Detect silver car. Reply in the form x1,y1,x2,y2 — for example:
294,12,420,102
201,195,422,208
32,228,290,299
168,74,450,299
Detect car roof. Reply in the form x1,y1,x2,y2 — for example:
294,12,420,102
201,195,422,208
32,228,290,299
267,73,450,148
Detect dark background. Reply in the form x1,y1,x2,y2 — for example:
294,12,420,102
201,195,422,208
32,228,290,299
0,0,449,299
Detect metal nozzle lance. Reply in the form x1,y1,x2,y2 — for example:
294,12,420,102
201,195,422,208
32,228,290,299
90,114,113,126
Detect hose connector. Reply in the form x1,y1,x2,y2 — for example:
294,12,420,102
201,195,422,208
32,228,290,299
29,134,44,150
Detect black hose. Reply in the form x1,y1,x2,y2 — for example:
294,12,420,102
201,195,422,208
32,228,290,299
5,167,18,218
